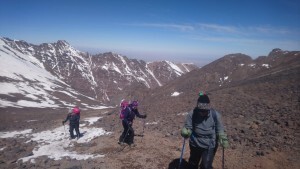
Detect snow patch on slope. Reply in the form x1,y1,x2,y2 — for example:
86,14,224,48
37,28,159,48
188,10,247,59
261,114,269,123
0,117,111,162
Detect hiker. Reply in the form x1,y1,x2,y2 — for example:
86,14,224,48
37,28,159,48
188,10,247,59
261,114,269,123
62,106,81,139
181,92,229,169
118,100,147,146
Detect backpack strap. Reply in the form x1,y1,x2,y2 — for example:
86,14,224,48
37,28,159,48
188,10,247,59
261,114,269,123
210,109,217,124
210,109,220,143
191,108,197,132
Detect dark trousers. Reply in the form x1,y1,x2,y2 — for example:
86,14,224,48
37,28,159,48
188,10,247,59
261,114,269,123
188,144,218,169
69,124,80,138
119,120,134,144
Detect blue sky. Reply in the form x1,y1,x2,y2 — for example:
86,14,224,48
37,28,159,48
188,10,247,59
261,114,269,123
1,0,299,66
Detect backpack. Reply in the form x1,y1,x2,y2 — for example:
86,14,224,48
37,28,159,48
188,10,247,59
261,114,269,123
69,112,80,124
192,108,218,136
119,100,129,119
192,108,219,153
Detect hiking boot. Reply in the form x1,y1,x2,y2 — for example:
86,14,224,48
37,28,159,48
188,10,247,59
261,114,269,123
69,136,76,140
118,141,125,145
129,143,136,147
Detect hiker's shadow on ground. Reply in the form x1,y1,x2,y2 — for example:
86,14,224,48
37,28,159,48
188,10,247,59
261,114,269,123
168,158,188,169
79,131,87,138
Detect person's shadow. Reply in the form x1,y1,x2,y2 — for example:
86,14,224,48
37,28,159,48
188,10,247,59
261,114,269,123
78,131,87,138
168,158,188,169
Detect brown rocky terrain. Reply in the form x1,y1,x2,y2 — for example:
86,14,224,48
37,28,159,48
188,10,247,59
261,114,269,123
0,49,299,169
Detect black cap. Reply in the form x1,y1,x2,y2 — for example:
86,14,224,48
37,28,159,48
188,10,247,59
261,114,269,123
197,94,210,104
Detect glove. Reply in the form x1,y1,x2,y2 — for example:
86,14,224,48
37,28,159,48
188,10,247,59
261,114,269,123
143,114,147,119
62,121,65,125
181,127,192,139
218,133,229,148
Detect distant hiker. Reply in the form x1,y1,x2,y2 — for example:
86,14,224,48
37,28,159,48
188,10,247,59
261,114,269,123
62,106,81,139
181,92,229,169
118,100,147,146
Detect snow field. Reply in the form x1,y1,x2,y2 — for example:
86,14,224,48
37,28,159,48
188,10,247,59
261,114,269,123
0,116,111,162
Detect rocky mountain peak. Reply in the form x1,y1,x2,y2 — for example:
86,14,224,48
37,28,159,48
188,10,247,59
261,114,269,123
223,53,253,62
268,48,283,57
56,40,69,45
2,37,31,52
204,53,253,74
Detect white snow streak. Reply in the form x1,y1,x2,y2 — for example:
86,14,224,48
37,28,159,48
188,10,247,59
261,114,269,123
145,64,162,86
0,129,33,138
262,64,270,68
146,121,159,125
177,112,189,116
84,117,102,126
171,91,181,96
165,61,184,76
181,64,190,72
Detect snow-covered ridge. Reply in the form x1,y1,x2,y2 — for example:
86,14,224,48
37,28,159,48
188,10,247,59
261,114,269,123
0,38,110,108
0,37,197,107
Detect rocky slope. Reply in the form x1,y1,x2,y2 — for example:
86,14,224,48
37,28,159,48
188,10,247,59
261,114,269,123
138,48,300,168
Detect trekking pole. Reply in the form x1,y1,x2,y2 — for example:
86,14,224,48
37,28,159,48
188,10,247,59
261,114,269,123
179,138,186,169
222,146,225,169
142,119,146,134
122,126,131,143
141,119,146,143
114,124,132,153
63,124,66,136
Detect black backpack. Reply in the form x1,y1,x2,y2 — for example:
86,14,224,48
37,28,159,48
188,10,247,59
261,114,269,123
192,108,219,153
191,108,218,130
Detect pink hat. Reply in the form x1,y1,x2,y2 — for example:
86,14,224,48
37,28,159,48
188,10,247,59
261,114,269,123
72,106,80,114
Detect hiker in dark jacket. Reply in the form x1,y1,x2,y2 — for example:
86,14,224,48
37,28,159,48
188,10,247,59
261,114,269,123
62,106,81,139
181,92,229,169
119,100,147,146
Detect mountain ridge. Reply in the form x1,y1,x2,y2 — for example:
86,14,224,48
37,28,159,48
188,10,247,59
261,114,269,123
0,37,197,108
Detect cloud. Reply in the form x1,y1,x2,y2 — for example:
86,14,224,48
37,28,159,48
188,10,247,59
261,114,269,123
194,36,263,43
197,23,238,33
128,22,299,38
196,23,298,37
184,23,299,49
130,22,298,39
191,34,299,47
249,26,292,35
129,23,194,32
